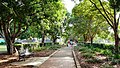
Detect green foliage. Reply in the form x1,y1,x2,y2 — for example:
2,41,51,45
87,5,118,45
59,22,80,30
32,45,61,52
0,0,66,54
81,48,95,54
71,0,108,43
81,52,94,58
45,43,52,46
0,0,36,54
92,44,113,56
20,0,67,43
78,47,88,51
89,0,120,54
92,47,101,52
48,45,61,50
78,43,119,57
74,46,80,51
0,42,5,45
14,42,22,44
100,49,113,56
76,43,120,67
33,47,46,52
85,58,103,63
112,54,120,59
77,46,95,58
108,0,120,11
84,43,114,50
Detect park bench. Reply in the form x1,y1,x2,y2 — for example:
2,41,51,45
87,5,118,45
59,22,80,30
15,46,32,61
18,48,32,61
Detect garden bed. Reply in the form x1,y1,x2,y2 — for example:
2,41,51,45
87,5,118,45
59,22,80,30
74,43,120,68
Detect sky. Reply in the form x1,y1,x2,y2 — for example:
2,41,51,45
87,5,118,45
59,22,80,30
62,0,108,13
62,0,79,13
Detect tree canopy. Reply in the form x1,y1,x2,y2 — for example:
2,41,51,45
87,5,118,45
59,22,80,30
0,0,67,54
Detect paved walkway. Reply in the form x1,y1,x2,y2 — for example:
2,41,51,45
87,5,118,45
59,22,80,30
11,47,76,68
39,47,76,68
11,57,49,67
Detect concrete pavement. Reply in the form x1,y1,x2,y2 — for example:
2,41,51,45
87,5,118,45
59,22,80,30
39,47,76,68
11,47,78,68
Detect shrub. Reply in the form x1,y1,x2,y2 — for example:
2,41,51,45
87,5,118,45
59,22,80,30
100,49,112,56
81,53,94,58
33,45,61,52
104,44,114,49
81,49,95,54
79,47,95,53
0,42,5,45
111,59,119,65
74,46,80,51
85,58,103,63
81,43,114,50
33,47,46,52
112,54,120,59
48,45,61,50
44,43,52,46
93,48,101,52
34,47,40,52
79,47,88,51
109,54,120,65
55,42,59,45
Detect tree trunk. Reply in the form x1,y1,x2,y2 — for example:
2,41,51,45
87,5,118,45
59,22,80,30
3,28,15,55
114,29,119,54
113,5,119,54
42,32,45,46
90,37,93,44
83,34,87,43
5,38,14,55
53,37,57,44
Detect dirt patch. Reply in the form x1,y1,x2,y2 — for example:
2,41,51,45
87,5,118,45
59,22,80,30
0,55,15,60
0,64,35,68
0,50,55,68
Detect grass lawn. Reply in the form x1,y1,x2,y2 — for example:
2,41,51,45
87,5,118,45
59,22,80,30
0,45,7,52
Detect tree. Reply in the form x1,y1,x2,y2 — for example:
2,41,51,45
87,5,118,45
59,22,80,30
45,1,66,44
72,0,107,44
19,24,42,39
62,12,72,42
89,0,120,53
26,0,66,46
0,0,34,54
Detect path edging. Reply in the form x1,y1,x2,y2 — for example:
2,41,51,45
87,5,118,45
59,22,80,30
72,50,81,68
49,49,60,57
36,49,59,67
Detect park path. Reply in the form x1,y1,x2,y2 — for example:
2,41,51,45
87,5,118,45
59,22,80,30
39,47,76,68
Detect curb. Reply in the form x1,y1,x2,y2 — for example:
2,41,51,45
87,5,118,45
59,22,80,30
72,50,81,68
49,49,60,57
35,49,59,67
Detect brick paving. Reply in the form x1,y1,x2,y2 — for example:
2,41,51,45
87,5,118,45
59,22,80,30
39,47,76,68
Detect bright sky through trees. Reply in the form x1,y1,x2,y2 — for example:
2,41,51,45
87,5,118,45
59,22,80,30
62,0,79,13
